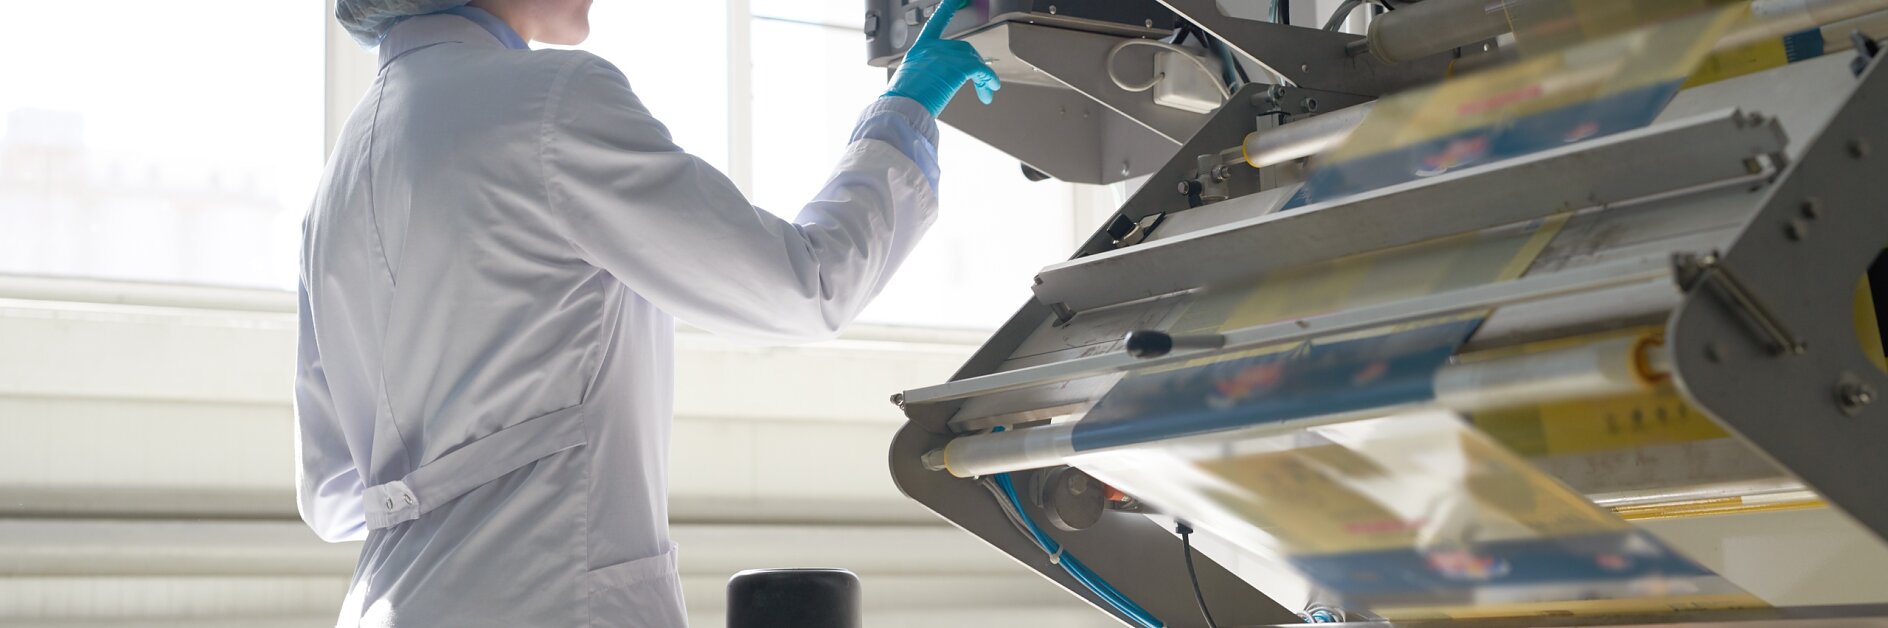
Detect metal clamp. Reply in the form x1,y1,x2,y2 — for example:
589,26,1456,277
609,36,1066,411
1676,252,1806,355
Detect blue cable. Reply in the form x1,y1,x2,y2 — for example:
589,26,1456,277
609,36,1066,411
992,472,1163,628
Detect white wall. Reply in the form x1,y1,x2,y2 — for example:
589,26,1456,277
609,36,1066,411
0,276,1115,627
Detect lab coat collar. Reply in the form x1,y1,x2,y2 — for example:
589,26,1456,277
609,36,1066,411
378,13,506,69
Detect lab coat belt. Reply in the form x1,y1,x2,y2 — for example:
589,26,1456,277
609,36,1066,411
363,404,589,530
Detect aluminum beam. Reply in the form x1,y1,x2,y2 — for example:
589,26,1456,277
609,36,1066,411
1034,108,1789,314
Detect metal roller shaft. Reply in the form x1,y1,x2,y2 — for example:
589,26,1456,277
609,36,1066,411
1241,102,1374,169
1365,0,1513,65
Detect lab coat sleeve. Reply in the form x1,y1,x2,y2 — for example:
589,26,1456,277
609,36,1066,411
293,282,368,543
541,55,940,344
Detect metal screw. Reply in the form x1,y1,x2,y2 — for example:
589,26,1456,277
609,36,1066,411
1301,97,1320,113
1144,18,1155,27
1851,137,1872,159
1743,157,1763,174
889,392,905,407
1120,161,1131,177
1300,64,1310,73
1841,381,1877,411
1211,164,1231,182
1785,219,1809,241
1267,85,1287,100
1048,5,1057,14
1802,198,1824,219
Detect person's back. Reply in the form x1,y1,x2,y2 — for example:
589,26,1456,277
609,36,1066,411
298,3,992,625
302,13,692,626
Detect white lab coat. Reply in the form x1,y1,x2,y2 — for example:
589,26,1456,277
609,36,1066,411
295,14,939,628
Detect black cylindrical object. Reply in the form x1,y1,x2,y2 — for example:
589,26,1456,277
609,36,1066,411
727,568,861,628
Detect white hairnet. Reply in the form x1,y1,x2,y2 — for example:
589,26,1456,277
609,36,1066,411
336,0,472,46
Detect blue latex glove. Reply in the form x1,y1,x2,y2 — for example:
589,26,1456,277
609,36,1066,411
884,0,1001,116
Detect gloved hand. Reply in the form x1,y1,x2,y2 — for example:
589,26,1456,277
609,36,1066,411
884,0,1001,116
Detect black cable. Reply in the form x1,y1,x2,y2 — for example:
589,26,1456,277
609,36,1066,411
1176,523,1220,628
1323,0,1365,31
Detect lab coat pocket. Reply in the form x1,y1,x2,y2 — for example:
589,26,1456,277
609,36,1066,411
585,543,688,628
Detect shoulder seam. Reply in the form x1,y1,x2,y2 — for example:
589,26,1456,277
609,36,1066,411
538,54,596,256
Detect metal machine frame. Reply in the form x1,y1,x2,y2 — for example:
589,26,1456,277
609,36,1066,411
876,1,1888,626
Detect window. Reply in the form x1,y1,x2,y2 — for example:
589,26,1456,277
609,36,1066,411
0,1,1093,330
0,1,324,289
578,2,732,171
742,2,1083,329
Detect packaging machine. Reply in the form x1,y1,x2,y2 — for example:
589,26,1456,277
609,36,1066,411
869,1,1888,626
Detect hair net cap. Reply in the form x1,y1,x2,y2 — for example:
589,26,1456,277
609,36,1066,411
336,0,473,46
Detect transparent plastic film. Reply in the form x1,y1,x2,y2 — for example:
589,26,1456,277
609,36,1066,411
1499,0,1749,54
1287,4,1750,208
1073,412,1767,619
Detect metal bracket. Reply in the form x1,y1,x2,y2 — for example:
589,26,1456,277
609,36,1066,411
1667,49,1888,547
1674,252,1807,356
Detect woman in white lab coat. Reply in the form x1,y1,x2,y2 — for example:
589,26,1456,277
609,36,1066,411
296,1,997,626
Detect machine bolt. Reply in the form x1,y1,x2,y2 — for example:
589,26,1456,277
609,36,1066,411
1785,219,1810,241
1145,18,1155,27
1851,137,1873,159
1048,5,1058,14
889,392,905,407
1211,164,1231,182
1801,198,1824,219
1841,381,1878,412
1268,85,1287,100
1301,97,1320,112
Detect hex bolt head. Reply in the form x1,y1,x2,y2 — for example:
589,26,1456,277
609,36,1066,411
1786,219,1810,241
1841,381,1878,412
1851,137,1873,159
1301,97,1320,113
889,392,905,407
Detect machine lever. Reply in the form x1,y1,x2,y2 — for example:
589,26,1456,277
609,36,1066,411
1123,330,1226,359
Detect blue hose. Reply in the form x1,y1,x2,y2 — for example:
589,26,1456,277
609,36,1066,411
992,472,1163,628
